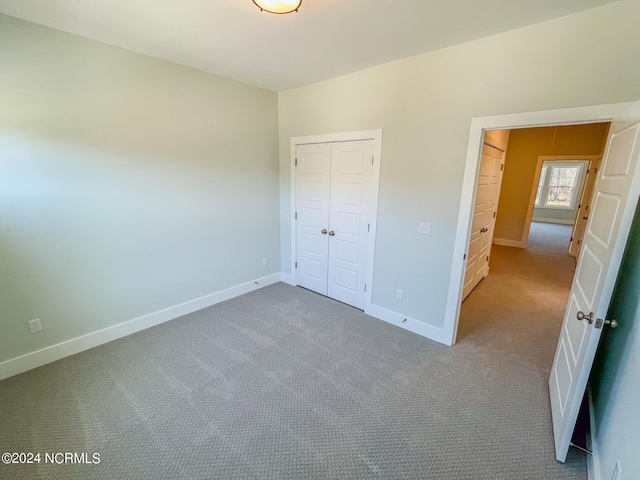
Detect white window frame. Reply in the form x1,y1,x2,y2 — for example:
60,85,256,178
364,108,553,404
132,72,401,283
535,160,586,210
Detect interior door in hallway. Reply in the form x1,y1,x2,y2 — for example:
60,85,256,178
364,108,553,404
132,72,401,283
549,107,640,462
462,141,506,300
569,157,602,258
295,140,374,309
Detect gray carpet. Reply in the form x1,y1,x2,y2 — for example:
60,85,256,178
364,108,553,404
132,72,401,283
1,244,586,478
527,221,573,256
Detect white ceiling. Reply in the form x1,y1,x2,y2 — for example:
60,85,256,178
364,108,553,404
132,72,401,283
0,0,620,92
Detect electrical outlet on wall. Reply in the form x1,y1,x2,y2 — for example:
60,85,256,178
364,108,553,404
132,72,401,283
418,222,431,235
28,319,42,334
263,257,268,267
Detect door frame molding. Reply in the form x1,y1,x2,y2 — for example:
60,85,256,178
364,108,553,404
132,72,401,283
288,129,383,312
444,102,635,346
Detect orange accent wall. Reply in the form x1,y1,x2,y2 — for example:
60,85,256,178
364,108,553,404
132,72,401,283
494,123,610,243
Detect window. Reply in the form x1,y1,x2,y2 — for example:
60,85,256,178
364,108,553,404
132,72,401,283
535,165,548,206
535,161,586,210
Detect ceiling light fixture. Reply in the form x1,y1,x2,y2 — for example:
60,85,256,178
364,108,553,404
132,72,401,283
252,0,302,14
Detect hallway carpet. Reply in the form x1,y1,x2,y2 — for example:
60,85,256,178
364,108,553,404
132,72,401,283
527,221,573,256
0,232,585,478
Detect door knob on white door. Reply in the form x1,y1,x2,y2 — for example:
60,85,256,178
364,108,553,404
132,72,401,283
576,311,594,324
328,231,335,236
321,229,328,234
576,312,617,328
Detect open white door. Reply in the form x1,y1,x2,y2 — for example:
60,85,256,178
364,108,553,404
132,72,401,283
569,157,603,258
549,103,640,462
462,142,505,300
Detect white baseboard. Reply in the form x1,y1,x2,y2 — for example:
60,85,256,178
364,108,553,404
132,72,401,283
532,217,575,225
493,237,526,248
277,275,449,345
0,273,281,381
280,272,296,286
365,304,449,345
586,385,601,480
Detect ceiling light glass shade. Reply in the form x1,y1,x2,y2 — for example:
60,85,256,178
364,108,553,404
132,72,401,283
252,0,302,14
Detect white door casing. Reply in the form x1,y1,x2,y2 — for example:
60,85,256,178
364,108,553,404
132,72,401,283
462,143,505,300
327,141,374,309
549,114,640,462
295,143,331,294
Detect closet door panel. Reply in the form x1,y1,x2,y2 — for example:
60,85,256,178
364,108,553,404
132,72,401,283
327,140,374,309
295,143,331,295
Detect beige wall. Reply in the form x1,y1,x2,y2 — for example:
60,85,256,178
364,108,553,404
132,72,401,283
495,123,609,242
278,0,640,329
0,15,280,363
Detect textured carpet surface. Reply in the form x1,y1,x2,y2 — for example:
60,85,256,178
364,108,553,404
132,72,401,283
0,227,586,479
527,221,573,256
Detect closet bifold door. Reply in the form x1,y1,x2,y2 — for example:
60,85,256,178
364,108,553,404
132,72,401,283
327,140,374,310
295,143,331,295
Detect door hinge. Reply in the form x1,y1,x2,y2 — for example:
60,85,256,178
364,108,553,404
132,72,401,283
295,158,298,166
570,236,574,241
493,211,496,218
594,168,598,174
500,163,504,171
486,256,489,262
364,284,367,292
578,203,582,209
586,169,589,174
295,212,298,220
463,253,467,260
368,223,370,232
295,262,298,269
371,156,374,165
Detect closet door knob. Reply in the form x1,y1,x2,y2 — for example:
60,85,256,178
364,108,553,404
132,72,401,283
328,231,335,236
321,229,328,234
